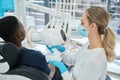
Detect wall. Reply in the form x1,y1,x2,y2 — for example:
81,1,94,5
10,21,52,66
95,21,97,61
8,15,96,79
0,0,14,17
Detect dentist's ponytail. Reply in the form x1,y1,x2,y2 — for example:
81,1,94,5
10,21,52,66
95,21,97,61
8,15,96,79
103,28,116,62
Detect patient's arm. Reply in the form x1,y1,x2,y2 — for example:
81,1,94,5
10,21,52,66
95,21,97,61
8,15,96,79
48,63,55,79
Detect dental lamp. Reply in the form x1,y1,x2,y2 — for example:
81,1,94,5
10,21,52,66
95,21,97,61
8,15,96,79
26,26,67,53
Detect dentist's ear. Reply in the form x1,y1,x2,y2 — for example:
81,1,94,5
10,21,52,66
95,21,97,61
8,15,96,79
90,23,97,31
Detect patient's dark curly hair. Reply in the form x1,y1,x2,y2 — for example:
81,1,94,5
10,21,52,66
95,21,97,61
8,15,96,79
0,16,19,41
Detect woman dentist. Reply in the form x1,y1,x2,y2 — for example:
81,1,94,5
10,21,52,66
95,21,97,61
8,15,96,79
63,6,116,80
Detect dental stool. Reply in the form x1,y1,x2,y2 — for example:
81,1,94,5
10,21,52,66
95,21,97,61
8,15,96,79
0,42,50,80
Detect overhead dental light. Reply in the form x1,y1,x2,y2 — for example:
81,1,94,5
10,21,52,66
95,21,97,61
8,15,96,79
26,26,67,47
26,0,73,48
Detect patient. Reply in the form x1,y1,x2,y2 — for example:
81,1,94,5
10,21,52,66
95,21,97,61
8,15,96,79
0,16,63,80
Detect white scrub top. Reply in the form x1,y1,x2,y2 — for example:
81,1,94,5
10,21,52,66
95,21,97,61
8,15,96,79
63,43,107,80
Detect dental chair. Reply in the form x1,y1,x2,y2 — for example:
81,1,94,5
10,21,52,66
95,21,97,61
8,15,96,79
105,75,111,80
0,42,50,80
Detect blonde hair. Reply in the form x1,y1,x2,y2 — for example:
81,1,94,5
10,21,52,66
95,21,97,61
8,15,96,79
86,6,116,62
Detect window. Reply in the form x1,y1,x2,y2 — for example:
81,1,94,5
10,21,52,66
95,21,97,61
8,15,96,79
26,0,46,30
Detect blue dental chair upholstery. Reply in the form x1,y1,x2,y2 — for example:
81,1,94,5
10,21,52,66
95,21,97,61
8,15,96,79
0,42,50,80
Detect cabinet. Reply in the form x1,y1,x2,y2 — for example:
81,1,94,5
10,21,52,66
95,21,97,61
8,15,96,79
26,0,45,26
72,0,108,20
108,0,120,36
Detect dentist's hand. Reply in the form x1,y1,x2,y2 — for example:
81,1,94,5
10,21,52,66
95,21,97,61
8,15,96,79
46,45,65,53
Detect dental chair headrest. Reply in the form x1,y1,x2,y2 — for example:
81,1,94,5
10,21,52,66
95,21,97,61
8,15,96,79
0,42,19,73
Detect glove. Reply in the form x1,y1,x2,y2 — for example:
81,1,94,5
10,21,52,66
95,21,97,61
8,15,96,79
48,60,68,74
46,45,65,53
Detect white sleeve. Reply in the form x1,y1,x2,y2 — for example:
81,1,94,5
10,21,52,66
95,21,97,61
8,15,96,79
76,61,101,80
62,49,78,66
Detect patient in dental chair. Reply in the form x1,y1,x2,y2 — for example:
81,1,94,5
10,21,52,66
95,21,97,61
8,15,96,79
0,16,63,80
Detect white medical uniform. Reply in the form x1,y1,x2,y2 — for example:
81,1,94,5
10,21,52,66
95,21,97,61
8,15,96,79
63,42,107,80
